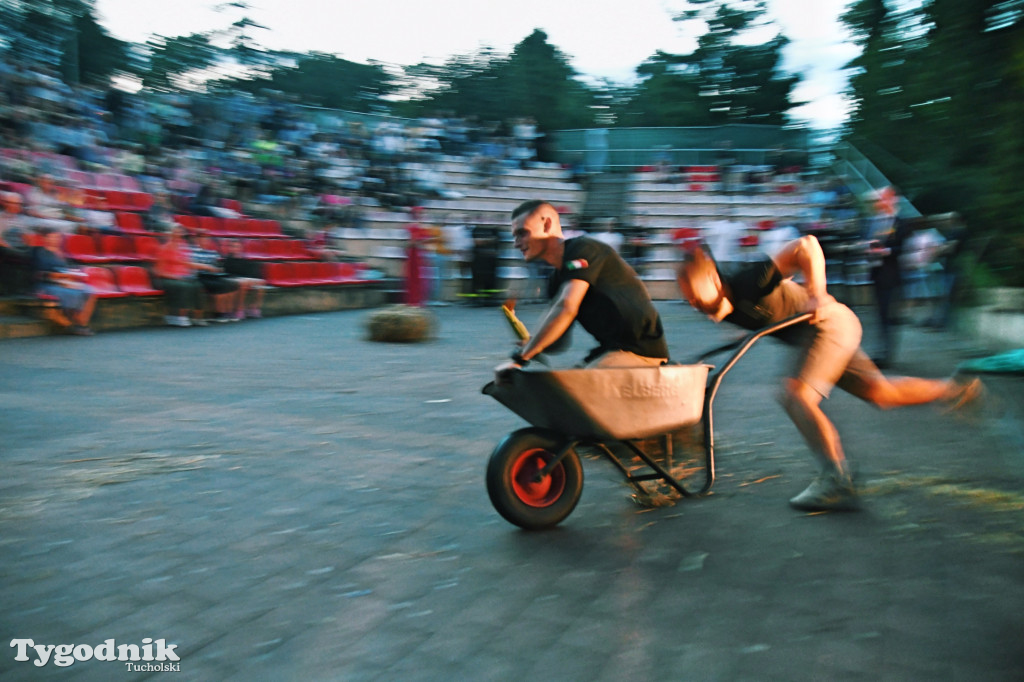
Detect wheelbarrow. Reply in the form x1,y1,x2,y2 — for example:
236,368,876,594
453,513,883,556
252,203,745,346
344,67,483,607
482,313,813,529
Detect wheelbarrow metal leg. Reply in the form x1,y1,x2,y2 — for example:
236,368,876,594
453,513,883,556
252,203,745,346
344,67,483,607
533,441,578,483
620,440,705,498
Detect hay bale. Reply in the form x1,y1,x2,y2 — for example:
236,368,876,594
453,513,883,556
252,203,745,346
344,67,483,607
365,305,436,343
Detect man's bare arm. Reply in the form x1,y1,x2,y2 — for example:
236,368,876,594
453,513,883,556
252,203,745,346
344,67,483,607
519,278,589,361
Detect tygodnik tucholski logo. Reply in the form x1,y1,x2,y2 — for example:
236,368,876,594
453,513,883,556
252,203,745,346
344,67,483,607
10,638,180,671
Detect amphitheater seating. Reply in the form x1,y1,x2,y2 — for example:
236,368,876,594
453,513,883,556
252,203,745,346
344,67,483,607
63,234,110,264
83,266,129,298
99,235,144,262
113,266,163,296
263,263,298,287
174,215,199,230
221,199,244,214
132,236,161,262
115,211,149,235
262,261,367,287
173,215,283,239
241,239,270,260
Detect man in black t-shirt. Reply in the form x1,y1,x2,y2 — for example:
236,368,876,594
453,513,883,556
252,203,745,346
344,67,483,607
470,221,500,304
677,235,982,512
494,200,668,374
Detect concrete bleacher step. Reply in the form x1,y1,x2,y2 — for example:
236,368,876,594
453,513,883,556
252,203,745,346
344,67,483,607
0,314,51,339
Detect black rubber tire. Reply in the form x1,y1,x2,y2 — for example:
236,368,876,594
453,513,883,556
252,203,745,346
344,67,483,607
486,428,583,530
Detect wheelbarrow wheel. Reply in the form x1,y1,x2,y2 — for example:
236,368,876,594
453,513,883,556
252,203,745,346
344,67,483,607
486,428,583,530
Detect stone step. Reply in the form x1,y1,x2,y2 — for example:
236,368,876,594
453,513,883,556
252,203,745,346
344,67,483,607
0,299,23,316
0,315,52,339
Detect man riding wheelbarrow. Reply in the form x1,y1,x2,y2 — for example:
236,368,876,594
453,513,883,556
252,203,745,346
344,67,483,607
492,200,669,376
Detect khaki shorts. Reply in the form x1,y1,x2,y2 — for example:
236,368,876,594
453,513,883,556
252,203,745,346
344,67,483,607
791,302,881,400
584,350,668,369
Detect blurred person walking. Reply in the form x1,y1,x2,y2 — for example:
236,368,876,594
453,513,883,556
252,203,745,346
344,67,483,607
867,187,909,368
470,215,500,306
403,206,429,307
677,235,982,512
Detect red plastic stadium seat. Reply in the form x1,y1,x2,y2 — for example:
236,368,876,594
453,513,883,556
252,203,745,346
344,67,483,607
313,261,337,284
174,214,198,230
62,234,109,264
291,262,320,285
133,236,161,262
293,240,317,260
242,239,269,260
198,216,224,236
738,235,760,248
258,219,283,237
221,198,244,214
104,190,135,211
334,262,357,282
220,217,249,237
100,235,142,262
83,266,129,298
263,262,298,287
82,188,107,210
129,192,154,211
113,265,163,296
264,239,292,260
243,219,264,237
115,211,148,235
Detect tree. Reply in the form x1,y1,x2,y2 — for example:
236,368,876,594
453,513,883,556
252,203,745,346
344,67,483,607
841,0,1024,285
614,52,707,127
221,53,395,111
498,29,595,131
615,0,799,127
140,33,220,91
397,30,595,132
68,7,128,86
0,0,125,85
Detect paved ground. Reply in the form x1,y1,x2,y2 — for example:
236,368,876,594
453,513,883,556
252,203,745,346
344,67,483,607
1,302,1022,681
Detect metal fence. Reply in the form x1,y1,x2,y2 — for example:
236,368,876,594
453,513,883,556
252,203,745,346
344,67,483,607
547,124,812,171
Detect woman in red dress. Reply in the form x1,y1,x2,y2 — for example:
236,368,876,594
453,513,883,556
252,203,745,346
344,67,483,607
404,207,429,306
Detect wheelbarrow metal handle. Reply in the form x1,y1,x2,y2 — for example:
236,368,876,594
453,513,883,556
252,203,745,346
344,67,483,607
690,312,814,495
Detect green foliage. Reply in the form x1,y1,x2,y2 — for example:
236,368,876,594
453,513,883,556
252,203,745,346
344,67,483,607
222,53,395,111
842,0,1024,285
397,29,596,132
141,33,219,91
610,1,799,127
67,9,128,85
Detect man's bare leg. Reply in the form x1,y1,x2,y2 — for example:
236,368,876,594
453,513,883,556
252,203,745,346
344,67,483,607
856,374,983,411
781,378,858,511
782,378,848,477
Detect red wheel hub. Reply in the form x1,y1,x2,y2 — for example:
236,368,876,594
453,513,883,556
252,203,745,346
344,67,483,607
510,448,566,507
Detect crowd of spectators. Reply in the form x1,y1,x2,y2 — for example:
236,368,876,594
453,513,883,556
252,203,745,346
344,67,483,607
0,51,962,339
0,50,552,330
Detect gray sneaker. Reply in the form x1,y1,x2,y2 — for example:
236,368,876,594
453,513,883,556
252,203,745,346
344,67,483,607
789,472,858,512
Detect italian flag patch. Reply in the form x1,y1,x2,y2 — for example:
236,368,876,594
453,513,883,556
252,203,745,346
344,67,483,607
566,259,589,271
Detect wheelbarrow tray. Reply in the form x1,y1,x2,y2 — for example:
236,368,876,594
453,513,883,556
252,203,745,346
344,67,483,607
483,364,711,440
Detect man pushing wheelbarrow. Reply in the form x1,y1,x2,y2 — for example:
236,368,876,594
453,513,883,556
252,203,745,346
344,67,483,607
484,201,983,528
676,235,983,511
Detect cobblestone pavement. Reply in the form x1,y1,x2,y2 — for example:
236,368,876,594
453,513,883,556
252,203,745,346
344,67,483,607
1,302,1022,681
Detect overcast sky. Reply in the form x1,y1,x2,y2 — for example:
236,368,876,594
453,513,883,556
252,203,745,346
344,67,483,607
93,0,859,130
